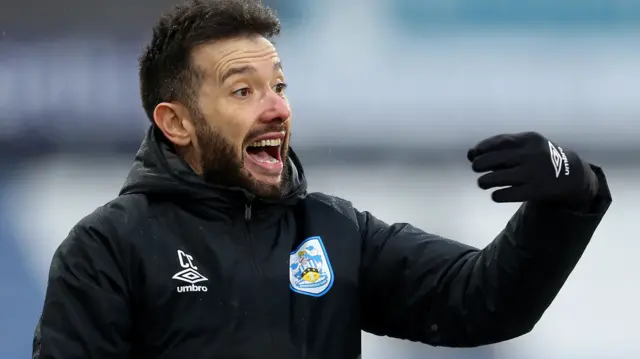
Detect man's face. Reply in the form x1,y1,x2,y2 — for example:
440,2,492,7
188,36,292,198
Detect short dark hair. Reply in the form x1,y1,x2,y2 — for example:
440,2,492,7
139,0,281,122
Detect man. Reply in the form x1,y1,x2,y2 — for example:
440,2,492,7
33,1,612,358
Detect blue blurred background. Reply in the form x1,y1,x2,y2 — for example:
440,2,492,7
1,1,639,358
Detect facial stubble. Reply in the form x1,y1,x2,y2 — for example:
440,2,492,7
194,116,291,199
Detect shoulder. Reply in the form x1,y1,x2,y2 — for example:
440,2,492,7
77,194,152,234
304,192,360,229
60,194,154,253
48,195,152,291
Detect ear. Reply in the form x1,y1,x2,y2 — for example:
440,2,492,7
153,102,194,146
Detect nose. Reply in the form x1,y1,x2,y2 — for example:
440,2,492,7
258,90,291,123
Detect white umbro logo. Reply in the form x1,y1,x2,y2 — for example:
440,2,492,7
548,141,570,178
173,250,208,293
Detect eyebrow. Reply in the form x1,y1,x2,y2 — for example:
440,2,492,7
220,61,283,84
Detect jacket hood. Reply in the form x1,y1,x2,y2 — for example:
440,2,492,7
119,126,307,208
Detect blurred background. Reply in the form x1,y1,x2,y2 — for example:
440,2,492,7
1,0,639,358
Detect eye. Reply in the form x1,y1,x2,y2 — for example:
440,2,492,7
232,87,251,98
273,83,288,96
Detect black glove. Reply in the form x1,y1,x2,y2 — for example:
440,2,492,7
467,132,599,204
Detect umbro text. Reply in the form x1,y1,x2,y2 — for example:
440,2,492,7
558,147,570,176
172,250,209,294
177,284,208,293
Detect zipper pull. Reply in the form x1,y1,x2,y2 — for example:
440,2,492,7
244,203,252,221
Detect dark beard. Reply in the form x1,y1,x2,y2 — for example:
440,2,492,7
194,117,291,200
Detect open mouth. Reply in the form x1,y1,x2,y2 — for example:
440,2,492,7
244,131,285,179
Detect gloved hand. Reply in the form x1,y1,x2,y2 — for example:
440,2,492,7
467,132,599,204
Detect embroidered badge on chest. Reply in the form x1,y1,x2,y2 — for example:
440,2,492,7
289,236,334,297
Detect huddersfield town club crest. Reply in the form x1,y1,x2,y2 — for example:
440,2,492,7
289,236,334,297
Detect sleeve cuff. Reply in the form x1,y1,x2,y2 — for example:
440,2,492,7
530,164,612,215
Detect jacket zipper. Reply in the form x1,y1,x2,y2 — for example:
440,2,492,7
244,203,277,358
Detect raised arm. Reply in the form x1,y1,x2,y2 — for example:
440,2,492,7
359,132,612,347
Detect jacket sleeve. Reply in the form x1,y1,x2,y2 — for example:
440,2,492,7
359,165,612,347
33,220,132,358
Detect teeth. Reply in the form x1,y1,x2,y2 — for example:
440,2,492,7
249,138,282,147
255,156,279,164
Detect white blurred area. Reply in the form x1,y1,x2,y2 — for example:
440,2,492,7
2,1,640,150
6,156,639,359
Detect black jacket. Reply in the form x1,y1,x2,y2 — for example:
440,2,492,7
33,126,612,359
